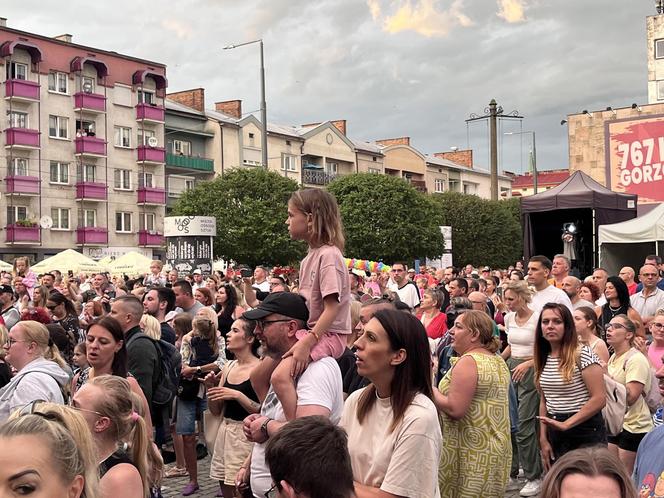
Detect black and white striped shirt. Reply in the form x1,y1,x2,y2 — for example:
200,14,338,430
540,346,600,414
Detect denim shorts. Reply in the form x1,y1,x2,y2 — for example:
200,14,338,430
176,397,207,436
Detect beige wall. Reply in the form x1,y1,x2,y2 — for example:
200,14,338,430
647,15,664,104
356,151,383,173
383,145,426,176
302,128,356,168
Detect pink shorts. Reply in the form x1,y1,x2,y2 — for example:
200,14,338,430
295,330,347,361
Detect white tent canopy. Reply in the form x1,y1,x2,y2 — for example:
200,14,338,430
599,203,664,274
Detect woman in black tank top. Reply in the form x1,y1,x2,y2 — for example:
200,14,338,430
595,276,644,349
205,317,260,498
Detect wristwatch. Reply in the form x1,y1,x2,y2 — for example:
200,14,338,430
260,418,271,439
196,366,202,375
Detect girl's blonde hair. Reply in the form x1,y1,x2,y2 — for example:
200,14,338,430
12,256,30,276
0,324,8,360
459,310,501,354
140,314,162,341
88,375,150,497
504,280,533,304
5,401,99,498
17,320,68,370
130,391,163,491
193,307,219,355
289,189,345,250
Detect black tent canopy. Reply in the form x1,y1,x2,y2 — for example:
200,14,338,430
521,171,637,277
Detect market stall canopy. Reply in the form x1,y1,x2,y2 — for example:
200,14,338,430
31,249,105,274
0,260,13,271
107,251,154,276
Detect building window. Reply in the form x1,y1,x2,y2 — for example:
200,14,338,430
48,71,68,94
75,119,96,137
51,208,70,230
6,62,27,80
48,115,69,139
81,76,95,93
326,162,338,175
434,178,445,193
138,129,156,146
248,132,255,147
656,39,664,59
139,172,154,188
81,209,97,227
282,154,297,171
7,111,28,129
7,206,27,224
9,158,28,176
372,156,377,162
185,179,195,191
77,164,97,183
463,182,477,195
658,81,664,101
142,213,156,232
448,180,459,192
115,212,132,233
167,175,195,197
172,140,191,155
368,167,381,174
137,90,155,105
114,126,131,148
114,169,132,190
49,162,69,184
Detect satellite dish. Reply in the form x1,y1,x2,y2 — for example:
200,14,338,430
39,215,53,229
147,136,159,148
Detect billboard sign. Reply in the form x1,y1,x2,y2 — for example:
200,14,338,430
606,114,664,204
165,216,216,276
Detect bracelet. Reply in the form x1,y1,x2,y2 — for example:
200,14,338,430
260,418,271,438
308,329,321,341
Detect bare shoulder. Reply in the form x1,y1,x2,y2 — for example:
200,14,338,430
101,463,143,498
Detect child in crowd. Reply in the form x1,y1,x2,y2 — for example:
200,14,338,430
72,342,89,374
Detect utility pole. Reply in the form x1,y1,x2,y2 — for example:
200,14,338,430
489,99,498,200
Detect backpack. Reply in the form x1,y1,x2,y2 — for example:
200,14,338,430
624,349,662,414
127,334,181,407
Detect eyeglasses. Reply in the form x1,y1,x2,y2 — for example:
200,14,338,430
605,323,627,330
650,322,664,330
69,404,104,417
256,319,291,329
4,338,30,347
265,484,278,498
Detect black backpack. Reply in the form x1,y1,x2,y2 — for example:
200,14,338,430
127,334,181,407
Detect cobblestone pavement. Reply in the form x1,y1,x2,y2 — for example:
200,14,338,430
161,457,530,497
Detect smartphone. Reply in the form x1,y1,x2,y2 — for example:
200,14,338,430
496,287,503,298
240,267,253,278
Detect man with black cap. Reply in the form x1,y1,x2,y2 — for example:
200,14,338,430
236,292,343,498
0,285,20,330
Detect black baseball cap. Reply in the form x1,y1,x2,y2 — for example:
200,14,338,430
243,292,309,322
0,285,13,294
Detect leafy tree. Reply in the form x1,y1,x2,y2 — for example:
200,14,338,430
431,192,522,268
328,174,445,263
171,169,306,267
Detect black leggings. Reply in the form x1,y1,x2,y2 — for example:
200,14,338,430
547,411,607,459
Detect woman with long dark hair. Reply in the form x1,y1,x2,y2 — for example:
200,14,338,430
594,276,644,341
213,284,245,338
340,309,441,498
47,291,81,354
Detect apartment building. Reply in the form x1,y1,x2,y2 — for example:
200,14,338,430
1,20,167,261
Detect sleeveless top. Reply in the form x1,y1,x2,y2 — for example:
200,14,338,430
222,361,259,421
75,367,91,392
99,449,135,478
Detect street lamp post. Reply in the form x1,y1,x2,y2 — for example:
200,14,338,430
505,131,538,194
223,39,268,169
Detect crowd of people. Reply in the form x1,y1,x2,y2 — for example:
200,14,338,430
0,196,663,498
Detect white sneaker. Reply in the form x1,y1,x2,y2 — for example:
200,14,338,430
520,478,542,497
506,478,521,491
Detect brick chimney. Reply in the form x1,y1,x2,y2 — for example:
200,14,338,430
0,18,7,27
331,120,347,135
215,100,242,119
434,149,473,168
167,88,205,113
375,137,410,147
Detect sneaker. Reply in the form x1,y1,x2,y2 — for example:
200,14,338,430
520,478,542,497
506,477,521,491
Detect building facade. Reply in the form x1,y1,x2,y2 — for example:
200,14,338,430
510,169,570,197
1,21,167,261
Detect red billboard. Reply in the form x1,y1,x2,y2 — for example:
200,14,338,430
606,114,664,204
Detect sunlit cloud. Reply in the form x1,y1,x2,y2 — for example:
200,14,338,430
367,0,382,20
497,0,527,23
161,19,192,39
368,0,473,38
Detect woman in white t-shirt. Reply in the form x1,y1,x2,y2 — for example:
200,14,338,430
340,309,441,498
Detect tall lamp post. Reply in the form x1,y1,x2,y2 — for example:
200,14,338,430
505,131,538,194
223,39,268,169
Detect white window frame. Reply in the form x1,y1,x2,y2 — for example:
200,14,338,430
248,132,255,147
7,111,28,129
114,126,132,148
51,208,70,230
143,212,156,232
139,172,154,189
434,178,445,193
81,76,95,93
114,169,132,190
49,115,69,139
137,90,155,105
115,212,132,233
48,71,68,94
185,179,195,191
326,162,338,175
138,129,156,146
6,61,27,80
81,209,97,227
49,161,69,185
78,164,97,183
368,167,381,174
7,206,28,224
658,81,664,101
656,39,664,59
463,182,477,195
282,154,297,172
173,140,191,155
9,158,29,177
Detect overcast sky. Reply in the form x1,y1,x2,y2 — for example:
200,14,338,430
1,0,657,174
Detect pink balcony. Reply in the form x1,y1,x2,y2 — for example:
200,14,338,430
136,103,164,123
139,230,164,246
138,186,166,205
5,79,40,102
137,145,166,164
6,225,40,243
76,227,108,245
74,92,106,113
76,182,107,200
75,136,106,157
5,176,40,195
5,128,40,149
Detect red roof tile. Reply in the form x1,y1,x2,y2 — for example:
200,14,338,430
511,170,570,188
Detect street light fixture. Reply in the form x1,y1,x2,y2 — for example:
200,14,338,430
505,131,538,194
223,39,268,169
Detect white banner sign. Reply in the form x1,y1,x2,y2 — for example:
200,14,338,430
164,216,217,237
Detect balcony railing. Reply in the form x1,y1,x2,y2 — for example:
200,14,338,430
136,103,165,123
139,230,164,246
410,180,428,193
5,79,40,101
5,128,40,149
75,181,107,200
166,153,214,172
75,136,107,157
74,92,106,113
5,175,40,195
76,227,108,245
137,145,166,164
6,224,40,243
138,186,166,205
302,169,337,186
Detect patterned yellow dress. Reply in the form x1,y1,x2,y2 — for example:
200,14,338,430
438,352,512,498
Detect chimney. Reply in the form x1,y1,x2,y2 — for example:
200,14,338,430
167,88,205,113
54,34,73,43
434,149,473,168
215,99,242,119
331,120,347,135
301,121,322,128
0,18,7,27
375,137,410,147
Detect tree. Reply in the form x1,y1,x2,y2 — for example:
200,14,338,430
431,192,522,268
327,174,445,263
171,169,306,267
